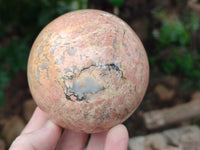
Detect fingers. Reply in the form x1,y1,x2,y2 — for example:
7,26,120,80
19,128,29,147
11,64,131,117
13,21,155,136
56,130,88,150
86,131,108,150
11,106,128,150
10,121,62,150
22,107,49,134
86,124,129,150
104,124,129,150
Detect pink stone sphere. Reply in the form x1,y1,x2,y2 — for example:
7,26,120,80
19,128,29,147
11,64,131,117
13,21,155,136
27,9,149,133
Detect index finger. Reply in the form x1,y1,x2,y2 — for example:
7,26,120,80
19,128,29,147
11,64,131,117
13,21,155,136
22,107,50,134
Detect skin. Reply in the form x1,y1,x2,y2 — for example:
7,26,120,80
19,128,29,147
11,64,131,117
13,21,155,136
9,107,129,150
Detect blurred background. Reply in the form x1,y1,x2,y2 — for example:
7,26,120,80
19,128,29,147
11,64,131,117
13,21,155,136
0,0,200,149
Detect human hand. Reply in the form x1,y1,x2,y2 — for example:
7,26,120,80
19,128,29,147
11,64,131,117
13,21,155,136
10,107,129,150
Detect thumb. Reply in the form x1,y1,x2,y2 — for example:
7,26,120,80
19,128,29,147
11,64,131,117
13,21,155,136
10,121,62,150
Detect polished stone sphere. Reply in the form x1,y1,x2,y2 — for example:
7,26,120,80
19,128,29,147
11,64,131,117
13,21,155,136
27,9,149,133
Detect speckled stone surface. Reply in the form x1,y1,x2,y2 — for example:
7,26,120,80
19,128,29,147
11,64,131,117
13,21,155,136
27,9,149,133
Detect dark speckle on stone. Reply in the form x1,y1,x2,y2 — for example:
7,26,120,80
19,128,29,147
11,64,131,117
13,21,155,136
65,94,72,100
38,44,44,55
72,66,78,73
60,55,65,64
39,63,48,70
80,55,83,60
84,112,89,119
125,108,129,114
64,68,72,73
36,67,42,85
107,63,119,71
66,45,77,56
50,47,56,56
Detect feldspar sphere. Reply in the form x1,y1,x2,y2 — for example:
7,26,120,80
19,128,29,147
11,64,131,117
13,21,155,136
27,9,149,133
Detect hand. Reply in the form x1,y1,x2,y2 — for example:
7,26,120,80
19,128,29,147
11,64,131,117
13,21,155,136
10,107,129,150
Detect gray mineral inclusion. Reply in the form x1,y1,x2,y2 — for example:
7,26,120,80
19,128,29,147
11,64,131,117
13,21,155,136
72,76,104,99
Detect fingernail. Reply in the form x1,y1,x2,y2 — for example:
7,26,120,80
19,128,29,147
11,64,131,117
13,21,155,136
44,120,56,128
